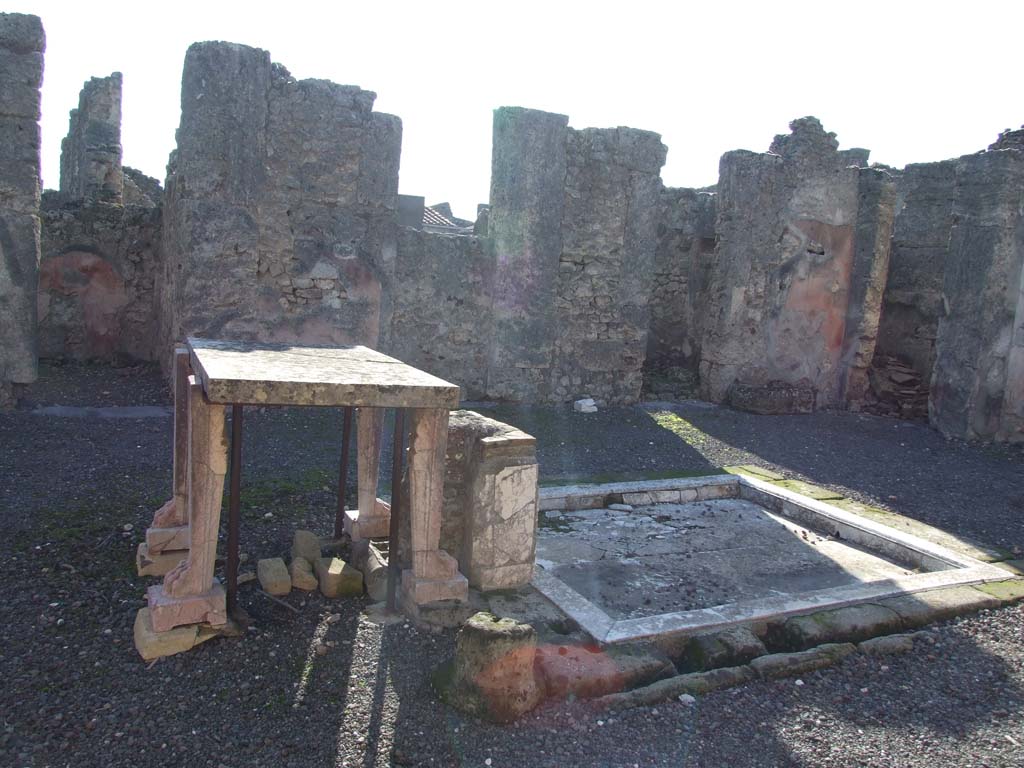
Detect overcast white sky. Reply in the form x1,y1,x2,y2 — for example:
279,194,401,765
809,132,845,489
8,0,1023,219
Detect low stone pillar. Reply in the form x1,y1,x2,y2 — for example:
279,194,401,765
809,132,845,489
402,407,468,605
436,612,541,723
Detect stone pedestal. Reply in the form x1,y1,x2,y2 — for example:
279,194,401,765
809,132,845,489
435,612,541,723
343,407,392,540
147,582,226,633
404,407,468,604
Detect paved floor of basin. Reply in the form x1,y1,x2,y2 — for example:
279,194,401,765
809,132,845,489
536,499,918,620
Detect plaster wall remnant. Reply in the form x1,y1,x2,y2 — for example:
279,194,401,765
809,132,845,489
487,107,667,404
930,145,1024,443
59,73,123,204
699,117,896,411
874,161,956,381
38,185,161,361
0,13,45,408
646,186,717,371
155,42,401,370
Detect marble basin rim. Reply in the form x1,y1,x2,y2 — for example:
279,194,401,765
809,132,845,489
532,473,1009,644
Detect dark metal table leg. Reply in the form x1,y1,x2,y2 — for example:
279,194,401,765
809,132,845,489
226,404,243,617
386,408,405,612
334,406,354,538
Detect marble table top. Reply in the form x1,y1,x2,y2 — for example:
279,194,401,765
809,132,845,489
187,338,461,408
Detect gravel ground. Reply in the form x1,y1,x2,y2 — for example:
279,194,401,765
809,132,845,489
1,362,1022,768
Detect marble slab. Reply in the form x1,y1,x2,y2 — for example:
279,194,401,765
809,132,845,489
187,338,461,408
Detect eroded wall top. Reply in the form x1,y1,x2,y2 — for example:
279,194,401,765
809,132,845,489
59,72,122,204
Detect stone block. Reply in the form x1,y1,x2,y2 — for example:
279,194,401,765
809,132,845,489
316,557,363,598
696,484,736,501
351,539,388,602
290,529,321,564
778,604,903,650
595,665,756,710
257,557,291,596
749,643,857,680
434,612,541,723
289,556,318,591
146,581,227,633
401,569,468,605
858,634,915,656
133,608,217,661
681,627,767,672
878,587,1002,629
135,542,186,577
535,642,675,701
146,525,190,554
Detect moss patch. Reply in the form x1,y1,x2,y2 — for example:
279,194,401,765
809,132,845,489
724,465,785,481
973,579,1024,603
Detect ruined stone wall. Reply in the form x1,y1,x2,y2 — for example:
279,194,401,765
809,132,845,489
930,147,1024,443
874,161,956,380
156,42,400,368
487,107,666,404
38,188,161,361
390,228,492,399
0,13,44,406
59,73,122,204
550,127,666,403
699,117,895,410
646,186,717,371
487,107,569,402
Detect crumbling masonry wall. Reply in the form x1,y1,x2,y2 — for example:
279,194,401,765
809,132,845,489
37,72,163,363
646,186,717,372
0,13,45,406
929,147,1024,442
698,118,895,410
390,229,492,400
487,107,667,404
59,73,122,204
38,189,161,361
156,42,400,366
874,161,956,380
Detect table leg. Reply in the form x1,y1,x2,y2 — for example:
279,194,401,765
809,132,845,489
333,406,354,538
147,376,228,632
226,404,243,616
344,407,391,540
401,407,468,605
386,409,405,612
141,347,192,573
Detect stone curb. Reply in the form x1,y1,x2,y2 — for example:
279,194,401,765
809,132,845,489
593,631,935,710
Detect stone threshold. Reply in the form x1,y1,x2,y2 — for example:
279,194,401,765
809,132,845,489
532,474,1012,645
